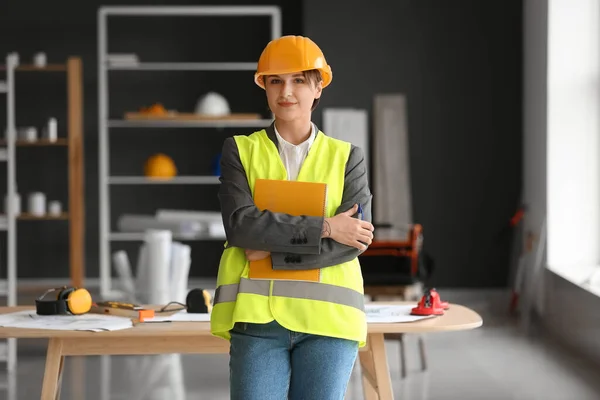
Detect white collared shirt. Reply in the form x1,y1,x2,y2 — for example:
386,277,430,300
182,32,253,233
274,123,316,181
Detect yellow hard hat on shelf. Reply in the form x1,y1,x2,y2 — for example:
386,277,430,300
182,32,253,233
144,153,177,179
254,35,333,89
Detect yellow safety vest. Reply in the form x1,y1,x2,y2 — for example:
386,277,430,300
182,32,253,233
210,128,367,346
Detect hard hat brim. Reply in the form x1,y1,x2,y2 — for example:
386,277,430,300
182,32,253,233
254,66,332,89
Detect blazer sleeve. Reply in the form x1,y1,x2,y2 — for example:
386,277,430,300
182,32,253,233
218,137,324,254
270,145,373,270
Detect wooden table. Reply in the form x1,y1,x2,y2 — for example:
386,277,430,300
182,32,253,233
0,303,482,400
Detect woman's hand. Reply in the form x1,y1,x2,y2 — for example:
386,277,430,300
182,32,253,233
322,204,374,250
245,249,271,261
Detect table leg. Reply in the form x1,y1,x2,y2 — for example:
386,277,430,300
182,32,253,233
418,335,427,371
41,338,65,400
398,334,406,379
359,333,394,400
70,356,85,400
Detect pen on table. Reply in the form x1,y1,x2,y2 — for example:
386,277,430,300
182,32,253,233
357,203,363,220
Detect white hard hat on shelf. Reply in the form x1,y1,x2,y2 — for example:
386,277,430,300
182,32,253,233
195,92,231,116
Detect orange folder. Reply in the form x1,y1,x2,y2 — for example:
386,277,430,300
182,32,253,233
249,179,327,282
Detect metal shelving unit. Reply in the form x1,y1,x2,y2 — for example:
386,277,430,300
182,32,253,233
98,5,282,298
109,232,225,242
107,118,273,129
0,57,85,289
0,53,85,400
0,52,19,400
108,62,258,71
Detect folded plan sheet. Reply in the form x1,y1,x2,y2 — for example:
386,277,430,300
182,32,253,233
0,310,133,332
143,310,210,323
366,304,436,323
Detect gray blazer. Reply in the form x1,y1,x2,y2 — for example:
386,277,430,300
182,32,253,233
218,123,373,270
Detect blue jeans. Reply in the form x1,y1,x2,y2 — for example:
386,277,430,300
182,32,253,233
229,320,359,400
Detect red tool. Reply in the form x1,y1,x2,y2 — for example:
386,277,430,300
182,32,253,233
411,288,449,316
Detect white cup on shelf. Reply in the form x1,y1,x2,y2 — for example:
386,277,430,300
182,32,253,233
28,192,46,216
48,201,62,216
33,52,47,68
23,127,37,142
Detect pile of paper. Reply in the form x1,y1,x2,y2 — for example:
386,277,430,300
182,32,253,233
116,209,225,240
365,304,435,323
0,310,133,332
156,209,226,239
113,229,192,305
116,214,204,239
107,53,140,68
143,310,210,323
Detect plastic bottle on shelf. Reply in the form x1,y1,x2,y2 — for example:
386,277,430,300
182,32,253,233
46,118,57,142
4,191,21,216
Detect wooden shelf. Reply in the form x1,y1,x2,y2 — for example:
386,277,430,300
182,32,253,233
18,212,69,220
124,112,261,121
109,232,225,241
0,213,69,221
109,118,272,128
108,62,256,71
0,139,68,146
0,64,67,72
1,56,84,289
109,176,219,185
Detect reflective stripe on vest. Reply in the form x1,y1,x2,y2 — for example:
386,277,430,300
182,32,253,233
214,278,365,311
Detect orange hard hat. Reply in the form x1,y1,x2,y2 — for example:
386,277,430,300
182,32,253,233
254,35,332,89
144,153,177,179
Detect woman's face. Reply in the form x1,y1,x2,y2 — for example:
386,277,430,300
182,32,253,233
264,72,322,122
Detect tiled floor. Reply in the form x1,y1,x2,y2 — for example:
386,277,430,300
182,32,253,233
1,289,600,399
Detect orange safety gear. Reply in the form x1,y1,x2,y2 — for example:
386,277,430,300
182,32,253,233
144,153,177,179
254,35,333,89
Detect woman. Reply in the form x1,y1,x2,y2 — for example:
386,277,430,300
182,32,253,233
210,35,374,400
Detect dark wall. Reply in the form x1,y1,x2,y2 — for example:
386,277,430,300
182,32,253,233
0,1,522,288
304,1,523,287
0,1,302,280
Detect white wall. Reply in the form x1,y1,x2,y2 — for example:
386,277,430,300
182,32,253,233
526,0,600,367
547,0,600,269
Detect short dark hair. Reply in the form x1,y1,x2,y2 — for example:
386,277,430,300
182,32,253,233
303,70,322,111
264,69,323,111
